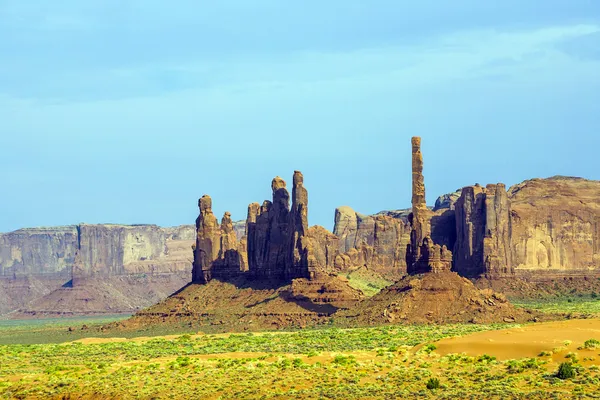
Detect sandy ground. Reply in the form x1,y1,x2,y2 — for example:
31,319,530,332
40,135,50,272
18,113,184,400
436,319,600,363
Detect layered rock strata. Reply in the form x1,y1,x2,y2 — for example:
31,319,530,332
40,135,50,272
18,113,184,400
0,224,192,279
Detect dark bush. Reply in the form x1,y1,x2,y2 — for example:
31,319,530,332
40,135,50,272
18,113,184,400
557,362,575,380
426,377,440,390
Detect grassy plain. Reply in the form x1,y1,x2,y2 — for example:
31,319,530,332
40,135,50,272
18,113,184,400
512,295,600,315
1,299,600,399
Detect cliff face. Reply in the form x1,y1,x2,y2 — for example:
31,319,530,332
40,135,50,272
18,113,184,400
75,224,167,277
0,224,194,316
453,184,513,277
452,177,600,278
0,227,79,277
508,177,600,275
0,224,194,278
332,207,410,279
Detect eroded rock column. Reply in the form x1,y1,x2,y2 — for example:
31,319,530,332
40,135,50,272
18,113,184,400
407,136,451,274
192,195,220,283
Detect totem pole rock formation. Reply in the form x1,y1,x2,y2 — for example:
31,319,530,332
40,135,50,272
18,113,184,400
406,137,452,274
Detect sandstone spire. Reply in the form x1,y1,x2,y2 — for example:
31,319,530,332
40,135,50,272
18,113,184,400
245,171,317,280
192,195,220,283
411,136,431,246
287,171,313,279
407,137,451,273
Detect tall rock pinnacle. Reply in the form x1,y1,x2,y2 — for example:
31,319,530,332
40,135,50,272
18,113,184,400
411,137,431,247
407,137,451,274
287,171,313,279
192,195,220,283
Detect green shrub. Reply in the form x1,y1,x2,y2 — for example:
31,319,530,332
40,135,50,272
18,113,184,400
477,354,496,363
333,355,356,366
557,362,576,380
422,344,437,354
583,339,600,350
426,377,440,390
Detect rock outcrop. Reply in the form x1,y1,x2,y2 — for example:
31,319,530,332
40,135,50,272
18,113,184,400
246,172,317,280
332,207,410,280
191,196,246,283
406,137,452,274
434,189,462,211
0,227,79,277
0,224,192,279
194,171,317,284
508,177,600,276
453,176,600,279
0,223,195,316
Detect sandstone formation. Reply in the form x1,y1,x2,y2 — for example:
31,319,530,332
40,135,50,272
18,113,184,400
508,177,600,275
0,227,79,277
305,225,340,273
332,210,410,279
434,189,462,211
452,176,600,279
0,224,194,279
191,196,246,283
406,137,452,274
246,172,317,280
193,171,317,284
0,223,196,316
453,184,514,278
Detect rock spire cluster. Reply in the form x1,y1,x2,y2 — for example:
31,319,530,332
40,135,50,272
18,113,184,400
192,171,316,284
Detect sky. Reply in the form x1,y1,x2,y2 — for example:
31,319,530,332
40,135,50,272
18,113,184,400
1,1,599,232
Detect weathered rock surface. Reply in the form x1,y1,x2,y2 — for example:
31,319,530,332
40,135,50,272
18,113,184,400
334,206,410,279
0,224,195,316
305,225,340,273
406,137,452,274
192,196,246,283
508,176,600,275
332,207,410,280
163,225,196,241
434,189,462,211
0,227,79,277
194,171,317,284
0,224,194,278
246,172,315,280
452,176,600,278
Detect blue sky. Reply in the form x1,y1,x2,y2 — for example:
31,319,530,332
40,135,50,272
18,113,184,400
1,1,599,232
